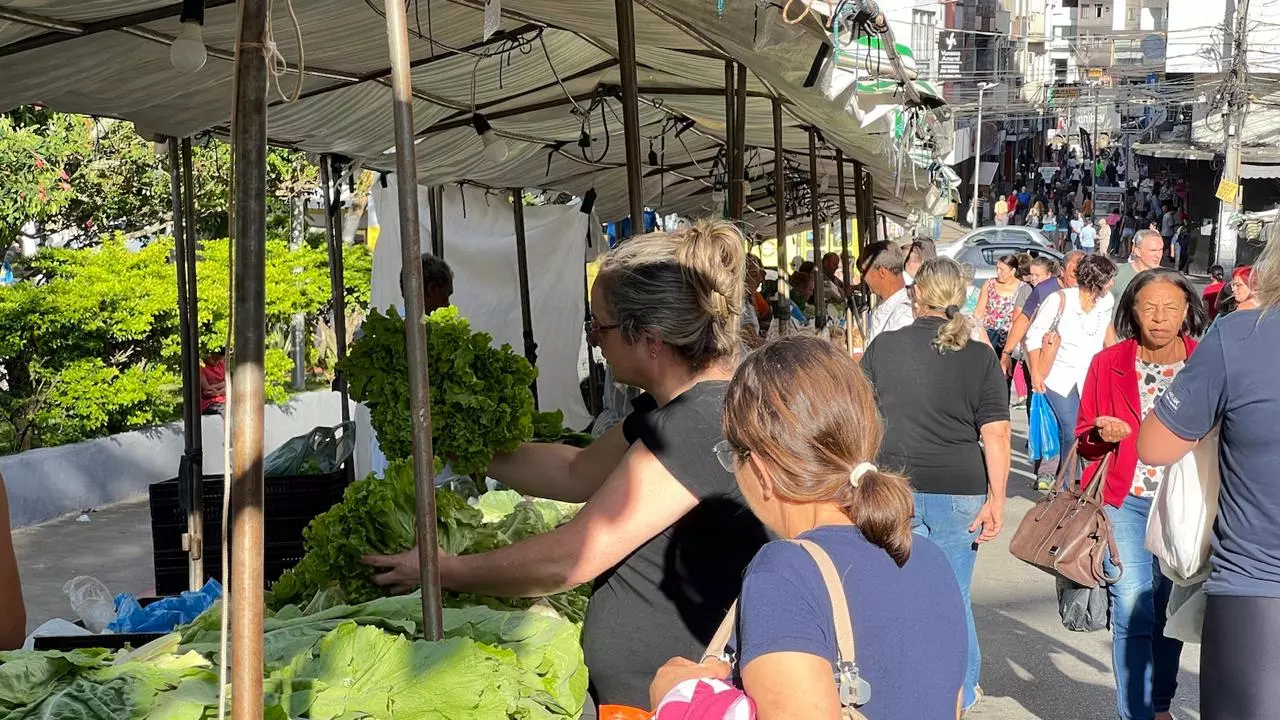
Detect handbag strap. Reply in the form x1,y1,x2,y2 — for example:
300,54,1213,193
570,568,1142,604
1050,441,1111,501
701,539,857,666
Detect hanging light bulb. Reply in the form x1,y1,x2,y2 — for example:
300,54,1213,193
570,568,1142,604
472,114,509,164
170,0,207,74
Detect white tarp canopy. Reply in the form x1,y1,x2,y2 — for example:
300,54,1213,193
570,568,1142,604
356,179,593,478
0,0,950,230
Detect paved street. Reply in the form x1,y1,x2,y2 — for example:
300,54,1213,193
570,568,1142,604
11,416,1200,719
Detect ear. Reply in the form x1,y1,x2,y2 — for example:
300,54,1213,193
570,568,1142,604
747,454,776,501
641,329,663,356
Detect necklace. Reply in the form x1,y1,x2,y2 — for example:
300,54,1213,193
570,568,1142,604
1074,294,1108,337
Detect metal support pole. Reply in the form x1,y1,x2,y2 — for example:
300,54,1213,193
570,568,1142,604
320,156,351,425
772,97,788,333
428,186,445,257
727,62,748,220
511,189,539,408
972,85,987,228
851,160,868,255
864,171,878,244
168,137,204,592
614,0,645,229
724,61,736,219
836,150,854,354
229,0,269,714
384,0,443,640
808,128,826,331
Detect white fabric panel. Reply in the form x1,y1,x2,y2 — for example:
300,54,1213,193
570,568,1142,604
368,177,591,437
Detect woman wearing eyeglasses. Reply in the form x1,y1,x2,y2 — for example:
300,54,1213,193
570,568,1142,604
362,219,768,712
860,258,1012,713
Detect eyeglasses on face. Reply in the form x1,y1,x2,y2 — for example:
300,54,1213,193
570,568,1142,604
713,439,747,473
584,315,621,344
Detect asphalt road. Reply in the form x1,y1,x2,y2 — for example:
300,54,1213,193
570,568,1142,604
11,415,1201,719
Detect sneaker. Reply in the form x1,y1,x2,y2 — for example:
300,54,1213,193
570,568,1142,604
1035,473,1054,491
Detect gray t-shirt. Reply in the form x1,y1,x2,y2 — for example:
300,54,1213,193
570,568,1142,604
1154,310,1280,597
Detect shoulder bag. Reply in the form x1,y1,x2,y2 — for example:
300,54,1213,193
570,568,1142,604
1008,443,1122,588
654,539,870,720
1034,290,1068,376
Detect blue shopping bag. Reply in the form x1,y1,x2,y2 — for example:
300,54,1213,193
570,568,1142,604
1028,392,1061,461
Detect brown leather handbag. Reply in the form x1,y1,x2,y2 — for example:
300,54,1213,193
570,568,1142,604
1008,444,1123,588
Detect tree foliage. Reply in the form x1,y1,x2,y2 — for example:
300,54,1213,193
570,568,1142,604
0,236,371,452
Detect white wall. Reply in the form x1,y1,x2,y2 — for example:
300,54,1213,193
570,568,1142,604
4,391,353,528
1168,0,1280,74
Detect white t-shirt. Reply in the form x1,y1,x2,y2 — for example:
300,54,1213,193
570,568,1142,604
1079,224,1097,249
868,287,914,345
1025,287,1114,396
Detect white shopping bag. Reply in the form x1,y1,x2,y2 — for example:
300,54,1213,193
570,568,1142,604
1146,426,1221,585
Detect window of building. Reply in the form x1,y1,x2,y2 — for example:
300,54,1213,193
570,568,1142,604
1096,5,1104,18
1054,58,1068,82
912,9,936,77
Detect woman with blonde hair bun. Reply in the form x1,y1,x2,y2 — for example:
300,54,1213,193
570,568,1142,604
861,257,1012,713
363,218,770,711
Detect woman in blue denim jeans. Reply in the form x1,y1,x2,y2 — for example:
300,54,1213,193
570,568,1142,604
1074,268,1207,720
861,258,1012,713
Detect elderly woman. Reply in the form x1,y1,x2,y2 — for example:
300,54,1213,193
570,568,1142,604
1075,268,1207,720
652,336,967,719
861,258,1011,712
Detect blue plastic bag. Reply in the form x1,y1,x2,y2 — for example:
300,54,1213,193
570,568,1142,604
1028,392,1061,462
108,578,222,633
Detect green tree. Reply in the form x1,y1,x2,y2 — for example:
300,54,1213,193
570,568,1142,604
0,109,88,244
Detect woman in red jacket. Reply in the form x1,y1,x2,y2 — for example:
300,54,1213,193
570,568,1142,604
1075,267,1207,720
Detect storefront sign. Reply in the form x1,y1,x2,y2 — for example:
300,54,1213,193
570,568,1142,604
937,31,963,81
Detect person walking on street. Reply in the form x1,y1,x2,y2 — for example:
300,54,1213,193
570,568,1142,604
1076,269,1206,720
1079,216,1098,254
1112,230,1165,303
1160,204,1176,263
1138,234,1280,720
995,195,1010,226
1202,265,1227,321
1026,254,1118,481
975,254,1029,359
861,258,1011,714
1000,256,1064,490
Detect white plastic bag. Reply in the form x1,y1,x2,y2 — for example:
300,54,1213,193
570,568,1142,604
1145,426,1221,584
62,576,116,634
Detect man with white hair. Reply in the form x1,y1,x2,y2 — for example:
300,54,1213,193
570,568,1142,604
1112,229,1164,302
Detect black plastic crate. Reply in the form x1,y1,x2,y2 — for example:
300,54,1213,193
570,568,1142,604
150,469,348,595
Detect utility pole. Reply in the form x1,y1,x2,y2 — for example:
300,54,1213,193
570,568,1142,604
970,82,999,228
1217,0,1251,269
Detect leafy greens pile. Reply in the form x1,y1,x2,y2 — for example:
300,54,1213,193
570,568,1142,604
0,599,587,719
267,461,589,622
340,307,538,475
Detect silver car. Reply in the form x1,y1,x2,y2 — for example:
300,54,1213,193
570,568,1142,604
937,226,1055,259
950,240,1065,287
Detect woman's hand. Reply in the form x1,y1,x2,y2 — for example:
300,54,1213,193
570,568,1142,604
1030,371,1047,394
649,657,731,710
1094,416,1133,444
970,499,1005,544
361,546,457,595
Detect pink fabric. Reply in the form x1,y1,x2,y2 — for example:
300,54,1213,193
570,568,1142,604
1013,361,1028,397
655,679,756,720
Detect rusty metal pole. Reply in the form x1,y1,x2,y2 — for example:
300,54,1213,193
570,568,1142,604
724,61,739,219
384,0,443,640
865,170,879,244
733,62,748,220
320,156,351,425
614,0,645,229
808,128,826,331
511,188,539,408
772,98,788,334
167,137,204,591
836,150,854,354
852,159,869,253
229,0,269,715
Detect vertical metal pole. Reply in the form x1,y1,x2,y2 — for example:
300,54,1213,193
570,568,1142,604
972,86,986,228
836,150,854,354
229,0,268,715
320,156,351,425
808,128,826,330
734,63,748,219
385,0,443,640
180,138,204,590
724,61,736,219
168,137,204,592
428,186,445,257
865,171,878,244
511,189,539,408
772,98,788,334
614,0,645,229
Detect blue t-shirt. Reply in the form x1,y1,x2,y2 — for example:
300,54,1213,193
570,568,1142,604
1022,277,1062,319
736,525,966,718
1154,310,1280,597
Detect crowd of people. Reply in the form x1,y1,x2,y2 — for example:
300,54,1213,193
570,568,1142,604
3,203,1277,720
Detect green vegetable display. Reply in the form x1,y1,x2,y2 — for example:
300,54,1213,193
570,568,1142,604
0,600,587,719
340,307,538,475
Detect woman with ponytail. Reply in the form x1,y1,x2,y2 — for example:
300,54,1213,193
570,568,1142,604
651,336,967,718
860,257,1012,713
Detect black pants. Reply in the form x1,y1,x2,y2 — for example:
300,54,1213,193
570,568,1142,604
1202,595,1280,719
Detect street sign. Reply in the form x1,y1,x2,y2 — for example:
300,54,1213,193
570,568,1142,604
937,30,963,81
1141,34,1166,61
1087,67,1104,79
1216,179,1239,204
1146,72,1158,87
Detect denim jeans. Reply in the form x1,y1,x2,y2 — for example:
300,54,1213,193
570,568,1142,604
912,492,984,709
1103,496,1183,720
1045,387,1081,480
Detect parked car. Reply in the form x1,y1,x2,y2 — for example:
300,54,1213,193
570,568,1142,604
937,226,1055,259
950,241,1065,287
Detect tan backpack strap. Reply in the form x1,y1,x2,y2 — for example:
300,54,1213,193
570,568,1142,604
790,539,856,664
701,600,738,663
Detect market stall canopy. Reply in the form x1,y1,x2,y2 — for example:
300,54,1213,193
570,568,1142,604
0,0,951,231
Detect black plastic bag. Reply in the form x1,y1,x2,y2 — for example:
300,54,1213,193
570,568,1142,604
264,421,356,477
1057,576,1110,632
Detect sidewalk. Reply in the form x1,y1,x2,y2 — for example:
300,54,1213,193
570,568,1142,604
11,416,1201,718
